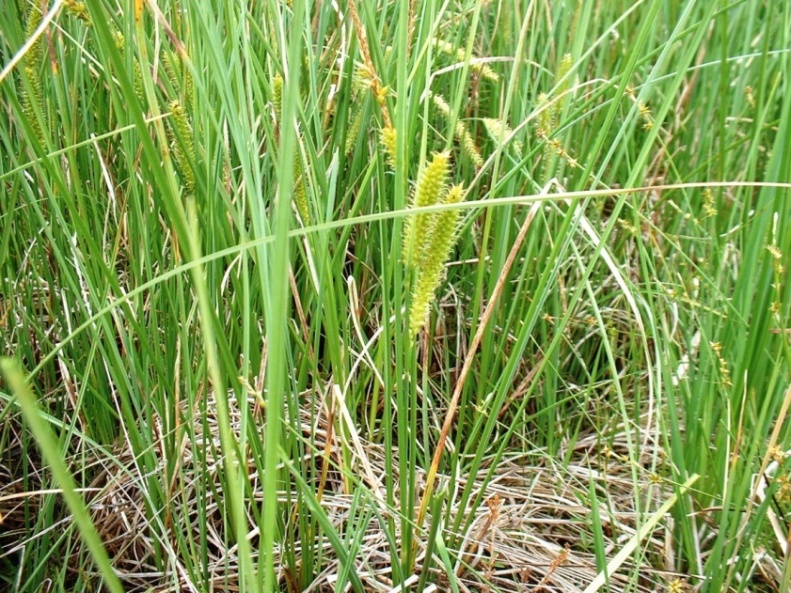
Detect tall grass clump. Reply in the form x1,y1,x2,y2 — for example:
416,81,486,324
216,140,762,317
0,1,789,592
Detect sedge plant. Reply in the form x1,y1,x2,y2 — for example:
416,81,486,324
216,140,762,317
0,1,789,593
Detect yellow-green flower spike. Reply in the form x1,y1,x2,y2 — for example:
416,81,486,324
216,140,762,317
65,1,92,26
536,56,576,181
110,29,144,102
536,92,554,140
272,74,284,122
292,155,310,225
163,50,194,107
25,5,44,66
432,39,499,82
459,127,484,168
20,68,44,147
483,118,521,157
403,151,450,268
345,104,365,154
556,53,573,112
169,100,196,194
270,73,308,222
380,125,397,168
352,63,374,95
431,94,483,168
21,5,47,146
536,93,557,181
409,184,464,336
183,63,194,108
133,62,145,104
431,92,451,116
162,50,181,93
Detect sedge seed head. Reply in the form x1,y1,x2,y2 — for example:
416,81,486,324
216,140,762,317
381,125,397,169
402,152,451,267
272,74,284,121
408,184,464,335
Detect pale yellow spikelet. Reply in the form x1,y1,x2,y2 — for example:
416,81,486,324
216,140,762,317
459,126,484,168
482,118,506,142
483,118,521,157
432,39,499,81
376,85,390,106
431,94,483,167
431,92,451,116
455,47,499,81
433,39,454,55
535,92,554,140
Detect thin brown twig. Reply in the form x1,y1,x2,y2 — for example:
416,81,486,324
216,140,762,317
456,493,502,579
530,544,570,593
